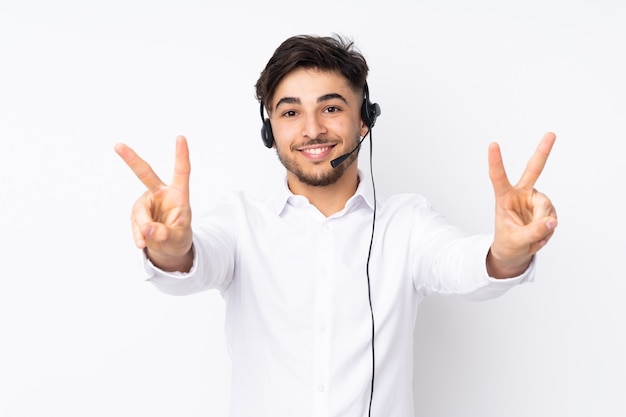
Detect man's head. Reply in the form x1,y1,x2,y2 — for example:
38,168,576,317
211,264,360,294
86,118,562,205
255,35,378,190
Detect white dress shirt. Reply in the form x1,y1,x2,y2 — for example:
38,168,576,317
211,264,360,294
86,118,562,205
142,173,534,417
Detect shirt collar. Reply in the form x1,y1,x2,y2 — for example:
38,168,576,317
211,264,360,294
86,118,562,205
270,169,375,216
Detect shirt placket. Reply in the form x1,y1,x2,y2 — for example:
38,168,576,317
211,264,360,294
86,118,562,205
313,219,333,417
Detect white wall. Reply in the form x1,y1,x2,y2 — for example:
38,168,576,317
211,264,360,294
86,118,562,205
1,1,624,416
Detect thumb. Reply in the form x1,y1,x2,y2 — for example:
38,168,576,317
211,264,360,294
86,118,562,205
525,217,558,253
142,222,170,245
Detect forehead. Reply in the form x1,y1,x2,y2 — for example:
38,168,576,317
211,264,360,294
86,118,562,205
271,68,357,109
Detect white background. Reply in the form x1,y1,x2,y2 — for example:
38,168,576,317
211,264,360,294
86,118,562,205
1,1,625,416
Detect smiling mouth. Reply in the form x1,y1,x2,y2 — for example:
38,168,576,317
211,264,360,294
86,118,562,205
297,144,337,160
301,145,333,155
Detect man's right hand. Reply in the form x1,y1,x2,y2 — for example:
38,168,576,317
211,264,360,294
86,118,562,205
114,135,194,272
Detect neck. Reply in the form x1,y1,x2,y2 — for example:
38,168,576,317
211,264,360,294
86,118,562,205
287,165,359,217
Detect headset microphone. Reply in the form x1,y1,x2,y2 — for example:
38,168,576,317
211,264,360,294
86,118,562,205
330,134,367,168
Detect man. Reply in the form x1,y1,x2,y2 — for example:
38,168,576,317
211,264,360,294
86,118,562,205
114,35,557,417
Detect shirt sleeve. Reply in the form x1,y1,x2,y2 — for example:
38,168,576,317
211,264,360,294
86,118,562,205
437,233,535,301
140,202,239,296
411,205,534,300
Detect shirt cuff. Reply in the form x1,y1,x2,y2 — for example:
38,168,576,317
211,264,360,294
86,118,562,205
140,243,198,280
479,234,536,284
485,254,536,283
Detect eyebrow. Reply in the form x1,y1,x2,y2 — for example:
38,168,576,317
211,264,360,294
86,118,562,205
274,93,349,111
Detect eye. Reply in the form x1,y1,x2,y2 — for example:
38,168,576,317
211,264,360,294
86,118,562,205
281,110,297,118
324,106,341,114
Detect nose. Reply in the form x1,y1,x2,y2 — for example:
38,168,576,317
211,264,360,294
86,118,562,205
301,112,327,140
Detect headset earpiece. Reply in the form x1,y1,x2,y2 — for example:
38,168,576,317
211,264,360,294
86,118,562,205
260,103,275,148
261,118,274,148
361,82,381,129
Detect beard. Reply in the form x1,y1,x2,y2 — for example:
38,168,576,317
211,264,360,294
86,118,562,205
276,136,360,187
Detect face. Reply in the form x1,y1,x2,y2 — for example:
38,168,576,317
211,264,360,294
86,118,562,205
269,68,368,188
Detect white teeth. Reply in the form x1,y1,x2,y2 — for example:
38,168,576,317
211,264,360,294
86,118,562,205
304,147,329,155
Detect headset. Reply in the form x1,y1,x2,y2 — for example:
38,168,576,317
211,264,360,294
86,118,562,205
260,82,381,148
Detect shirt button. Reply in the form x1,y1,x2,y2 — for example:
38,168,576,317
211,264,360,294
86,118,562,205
319,325,327,333
318,384,326,393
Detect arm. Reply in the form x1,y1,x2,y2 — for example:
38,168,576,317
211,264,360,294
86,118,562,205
486,132,558,278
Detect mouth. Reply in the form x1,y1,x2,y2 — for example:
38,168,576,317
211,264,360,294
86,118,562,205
297,144,337,161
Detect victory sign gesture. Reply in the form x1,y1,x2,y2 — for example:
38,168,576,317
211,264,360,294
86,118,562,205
487,132,558,278
114,135,194,272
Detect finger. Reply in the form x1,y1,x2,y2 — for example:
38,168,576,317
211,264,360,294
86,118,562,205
114,142,165,192
171,135,191,192
131,220,146,249
516,191,557,255
517,132,556,188
143,222,170,246
488,141,512,197
130,193,156,248
132,221,170,251
538,229,556,248
531,191,557,222
526,216,558,255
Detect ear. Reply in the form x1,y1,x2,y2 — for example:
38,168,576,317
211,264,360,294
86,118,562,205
360,121,369,138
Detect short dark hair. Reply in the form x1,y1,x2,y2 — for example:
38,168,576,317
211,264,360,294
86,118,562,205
255,34,369,112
